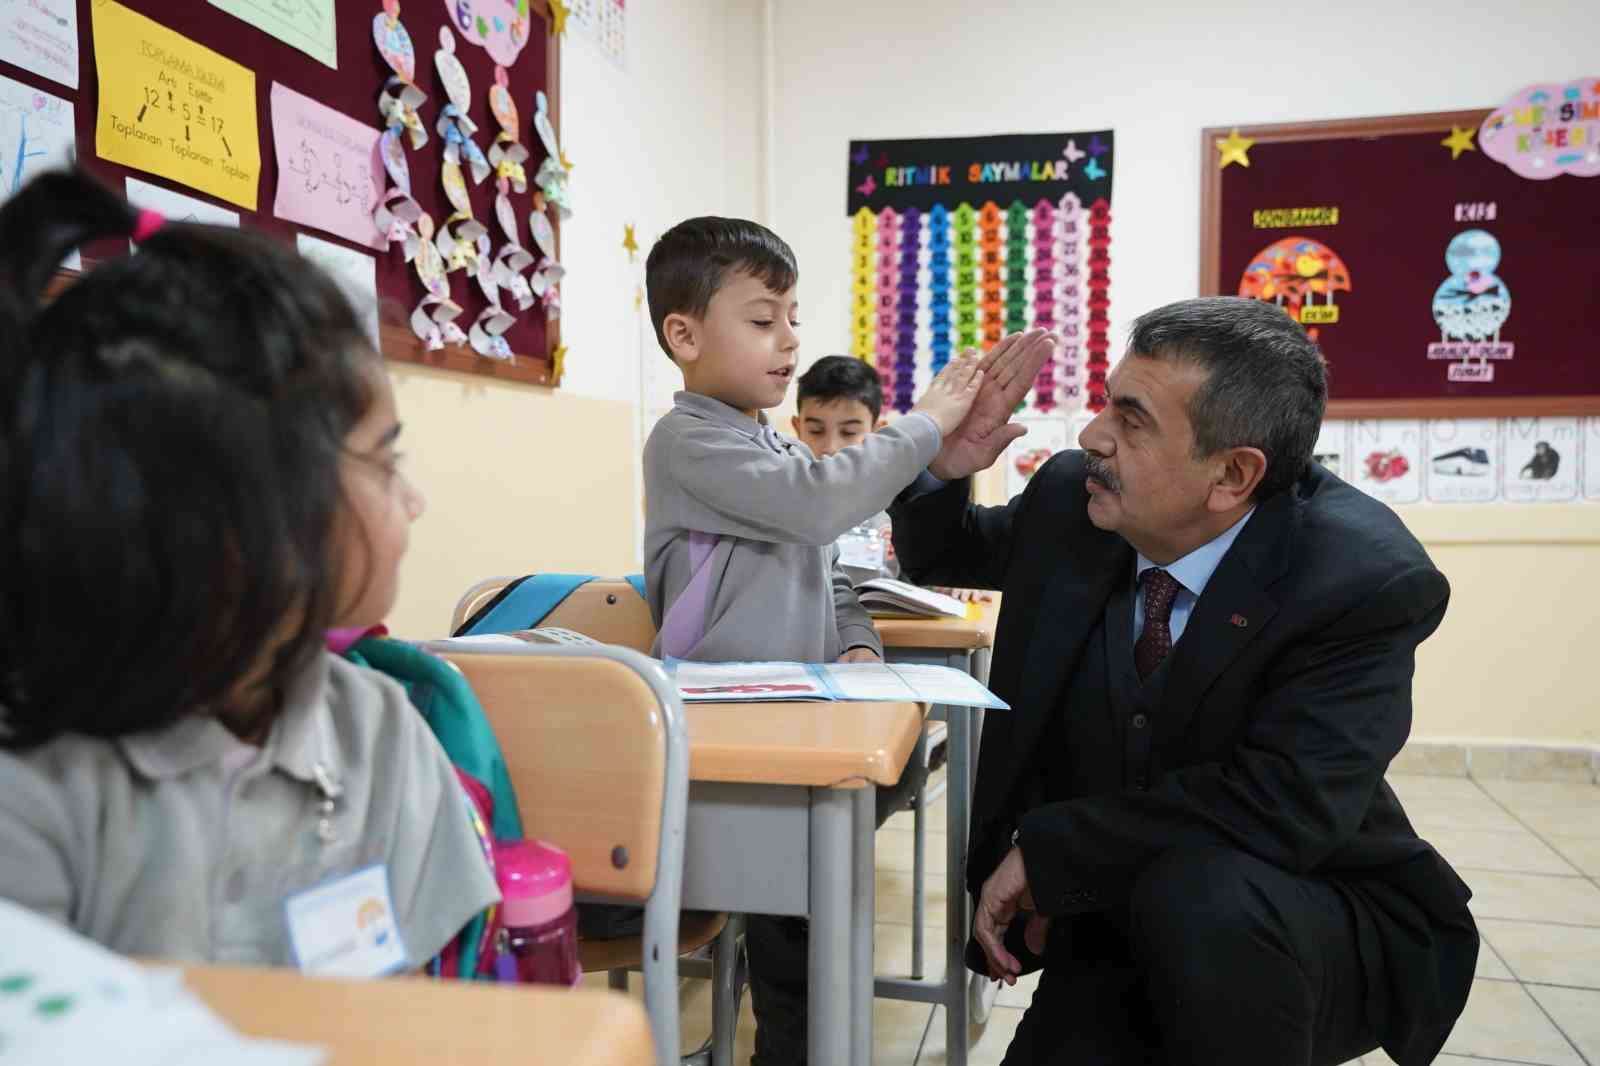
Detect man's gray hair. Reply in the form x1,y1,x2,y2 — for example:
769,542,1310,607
1127,296,1327,500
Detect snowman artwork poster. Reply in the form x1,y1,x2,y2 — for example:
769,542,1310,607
1427,228,1513,384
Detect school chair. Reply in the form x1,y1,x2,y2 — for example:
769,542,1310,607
426,641,695,1066
446,577,746,1066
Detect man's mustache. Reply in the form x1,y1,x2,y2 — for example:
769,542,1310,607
1084,456,1121,493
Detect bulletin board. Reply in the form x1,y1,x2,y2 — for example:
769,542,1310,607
1200,109,1600,419
4,0,562,386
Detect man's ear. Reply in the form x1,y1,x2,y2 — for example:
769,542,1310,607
1209,447,1268,511
662,312,699,365
790,415,803,437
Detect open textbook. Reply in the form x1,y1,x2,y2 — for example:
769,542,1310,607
670,660,1008,708
854,578,973,620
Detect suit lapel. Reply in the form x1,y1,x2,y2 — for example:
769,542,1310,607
1154,491,1297,749
1004,546,1129,771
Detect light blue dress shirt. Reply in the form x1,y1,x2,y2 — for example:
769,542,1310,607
1133,509,1256,645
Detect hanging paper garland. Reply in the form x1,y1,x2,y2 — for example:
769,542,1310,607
978,202,1004,350
525,88,569,321
482,64,540,320
927,204,953,375
374,2,429,152
1029,198,1059,413
1085,198,1113,412
873,207,901,414
952,203,979,355
1055,193,1085,411
850,208,877,364
407,213,469,350
893,207,920,414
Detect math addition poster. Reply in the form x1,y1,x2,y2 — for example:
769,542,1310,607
93,0,261,211
846,131,1114,416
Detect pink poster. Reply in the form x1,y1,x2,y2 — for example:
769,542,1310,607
270,83,386,251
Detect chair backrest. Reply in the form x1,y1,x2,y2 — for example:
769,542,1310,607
540,580,657,653
424,642,686,1066
450,576,516,635
426,643,685,904
450,577,659,654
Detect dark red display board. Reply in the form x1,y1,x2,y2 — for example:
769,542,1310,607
1201,110,1599,418
3,0,560,386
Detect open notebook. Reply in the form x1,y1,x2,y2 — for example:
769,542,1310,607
854,578,975,620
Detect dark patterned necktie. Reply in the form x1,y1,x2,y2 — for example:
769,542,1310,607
1135,569,1182,681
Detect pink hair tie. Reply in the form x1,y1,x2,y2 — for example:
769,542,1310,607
131,209,166,243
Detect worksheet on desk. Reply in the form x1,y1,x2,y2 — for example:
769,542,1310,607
669,660,1008,709
824,662,1009,709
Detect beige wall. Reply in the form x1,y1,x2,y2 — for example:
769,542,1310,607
384,365,638,639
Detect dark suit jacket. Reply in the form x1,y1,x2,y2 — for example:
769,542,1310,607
890,452,1478,1066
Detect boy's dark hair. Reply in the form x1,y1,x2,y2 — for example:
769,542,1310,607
796,355,882,423
645,216,797,360
0,169,377,749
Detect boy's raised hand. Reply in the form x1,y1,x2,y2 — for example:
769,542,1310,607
911,354,985,438
929,330,1059,481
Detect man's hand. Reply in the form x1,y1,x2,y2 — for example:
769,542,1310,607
973,845,1038,985
928,330,1060,481
931,587,995,604
838,647,881,664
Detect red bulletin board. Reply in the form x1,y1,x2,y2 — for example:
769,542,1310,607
3,0,561,387
1200,111,1600,419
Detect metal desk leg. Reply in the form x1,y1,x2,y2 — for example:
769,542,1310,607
852,786,875,1066
944,692,972,1066
810,789,853,1066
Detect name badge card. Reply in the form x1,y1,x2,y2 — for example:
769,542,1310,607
284,864,409,978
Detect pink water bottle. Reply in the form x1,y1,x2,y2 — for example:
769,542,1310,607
494,839,582,986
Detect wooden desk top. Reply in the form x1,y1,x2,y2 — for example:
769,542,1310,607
874,607,998,651
182,964,655,1066
685,700,923,789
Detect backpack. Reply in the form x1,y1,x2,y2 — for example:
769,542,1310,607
336,630,525,980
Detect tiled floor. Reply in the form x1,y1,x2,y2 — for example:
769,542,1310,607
593,772,1600,1065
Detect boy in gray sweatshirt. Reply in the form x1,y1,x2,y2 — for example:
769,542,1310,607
641,216,982,1066
642,218,981,665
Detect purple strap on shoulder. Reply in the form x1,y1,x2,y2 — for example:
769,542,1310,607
658,531,719,658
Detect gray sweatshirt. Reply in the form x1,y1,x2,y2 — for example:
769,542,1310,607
644,392,942,663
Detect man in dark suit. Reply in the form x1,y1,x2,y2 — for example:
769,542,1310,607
891,299,1477,1066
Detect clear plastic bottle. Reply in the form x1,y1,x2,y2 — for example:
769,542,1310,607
493,839,581,986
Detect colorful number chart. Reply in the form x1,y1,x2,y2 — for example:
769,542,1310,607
846,131,1114,415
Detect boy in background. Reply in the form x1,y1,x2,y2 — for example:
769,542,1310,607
793,355,996,603
642,217,982,1064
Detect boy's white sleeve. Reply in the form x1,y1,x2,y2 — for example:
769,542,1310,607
832,547,883,657
657,415,941,546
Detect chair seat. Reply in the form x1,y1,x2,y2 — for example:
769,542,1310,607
579,911,729,973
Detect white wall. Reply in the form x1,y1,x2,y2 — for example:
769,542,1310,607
769,0,1596,373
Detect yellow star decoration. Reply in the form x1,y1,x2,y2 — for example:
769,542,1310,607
548,0,569,36
549,344,567,385
634,285,644,311
1441,126,1477,160
1216,128,1255,169
559,149,574,171
622,224,639,260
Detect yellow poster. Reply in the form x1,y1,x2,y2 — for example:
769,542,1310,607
93,0,260,211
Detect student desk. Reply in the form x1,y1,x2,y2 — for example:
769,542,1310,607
873,607,999,1066
679,698,923,1066
181,963,655,1065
